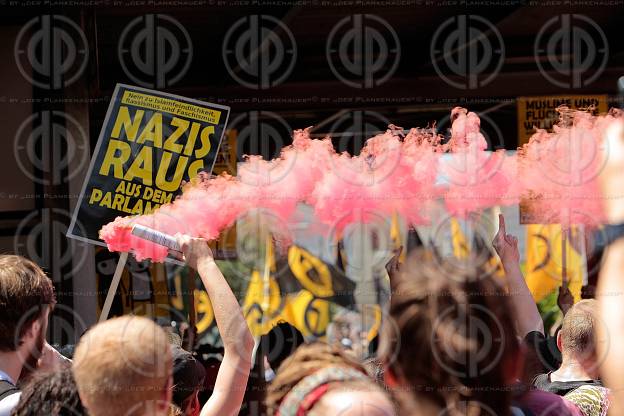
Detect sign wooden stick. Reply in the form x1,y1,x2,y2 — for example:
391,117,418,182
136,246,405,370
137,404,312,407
99,251,129,322
186,268,197,349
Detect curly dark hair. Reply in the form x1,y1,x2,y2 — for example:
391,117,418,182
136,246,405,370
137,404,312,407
12,367,85,416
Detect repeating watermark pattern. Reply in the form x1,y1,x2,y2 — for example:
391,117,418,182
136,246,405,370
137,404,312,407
325,109,399,186
532,122,607,187
436,111,505,186
328,109,392,156
431,303,505,379
431,15,505,90
430,212,499,280
14,15,89,90
534,14,608,89
223,208,293,283
47,303,89,348
14,208,90,281
326,14,400,89
118,14,193,89
223,15,297,90
231,110,294,185
326,209,395,275
14,110,89,185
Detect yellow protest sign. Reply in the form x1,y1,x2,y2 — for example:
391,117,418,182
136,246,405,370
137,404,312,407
517,95,607,146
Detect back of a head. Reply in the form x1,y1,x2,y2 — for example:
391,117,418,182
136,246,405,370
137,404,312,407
170,345,206,411
263,321,304,371
379,250,519,416
266,342,395,415
560,300,599,359
12,367,84,416
73,315,172,416
0,254,55,351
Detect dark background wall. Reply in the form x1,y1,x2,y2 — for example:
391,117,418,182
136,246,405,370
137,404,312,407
0,1,623,343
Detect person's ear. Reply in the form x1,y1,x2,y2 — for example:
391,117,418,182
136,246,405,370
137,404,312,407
557,331,563,352
22,318,41,345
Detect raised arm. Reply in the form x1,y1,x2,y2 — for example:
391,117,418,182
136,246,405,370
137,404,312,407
596,118,624,414
176,235,254,416
492,214,544,337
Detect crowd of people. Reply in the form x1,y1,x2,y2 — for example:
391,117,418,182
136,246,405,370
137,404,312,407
1,129,624,415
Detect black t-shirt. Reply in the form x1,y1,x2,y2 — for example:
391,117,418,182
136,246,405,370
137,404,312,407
523,331,562,377
533,372,603,396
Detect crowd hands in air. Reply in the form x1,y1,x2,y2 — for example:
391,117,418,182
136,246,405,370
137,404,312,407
1,124,624,415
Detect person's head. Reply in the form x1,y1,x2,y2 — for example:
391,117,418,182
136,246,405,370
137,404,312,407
72,315,173,416
379,250,521,416
261,321,304,372
0,255,55,370
12,367,84,415
171,345,206,416
266,342,395,415
557,299,600,373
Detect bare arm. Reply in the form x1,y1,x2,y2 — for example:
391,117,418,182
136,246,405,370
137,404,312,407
492,214,544,337
177,235,254,416
596,118,624,414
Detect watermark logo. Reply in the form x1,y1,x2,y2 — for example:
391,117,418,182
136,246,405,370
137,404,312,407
14,110,89,185
14,208,90,281
230,111,293,185
431,15,504,90
118,14,193,88
535,14,608,89
431,303,505,378
15,15,88,90
223,15,297,90
323,109,399,186
327,109,392,156
436,111,505,186
326,14,400,89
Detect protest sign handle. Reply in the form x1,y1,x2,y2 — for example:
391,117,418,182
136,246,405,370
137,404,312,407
99,252,129,322
185,268,197,350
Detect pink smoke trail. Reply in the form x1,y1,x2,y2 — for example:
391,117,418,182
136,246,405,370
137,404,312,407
100,107,621,261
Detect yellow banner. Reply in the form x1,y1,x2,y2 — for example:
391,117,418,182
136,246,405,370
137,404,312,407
517,95,608,146
121,90,221,124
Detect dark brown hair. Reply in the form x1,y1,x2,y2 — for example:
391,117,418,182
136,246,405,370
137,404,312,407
379,250,520,416
0,255,55,351
12,367,85,415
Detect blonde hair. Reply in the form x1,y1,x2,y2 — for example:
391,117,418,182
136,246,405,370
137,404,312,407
73,316,172,416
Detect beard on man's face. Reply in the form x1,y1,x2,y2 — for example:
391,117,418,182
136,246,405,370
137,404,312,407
18,318,47,382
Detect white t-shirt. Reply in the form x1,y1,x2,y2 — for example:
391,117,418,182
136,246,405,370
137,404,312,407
0,392,21,416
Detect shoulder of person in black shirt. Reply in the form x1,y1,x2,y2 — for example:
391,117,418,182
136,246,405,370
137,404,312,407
522,330,562,383
532,371,603,396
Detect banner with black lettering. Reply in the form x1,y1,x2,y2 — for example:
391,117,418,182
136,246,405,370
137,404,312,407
67,84,230,245
516,95,607,146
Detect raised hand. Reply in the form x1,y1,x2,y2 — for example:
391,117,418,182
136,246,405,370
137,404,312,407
175,234,214,270
492,214,519,264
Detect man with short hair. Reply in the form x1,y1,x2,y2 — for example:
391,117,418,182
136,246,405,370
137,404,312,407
533,300,603,395
72,315,173,416
0,255,57,416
